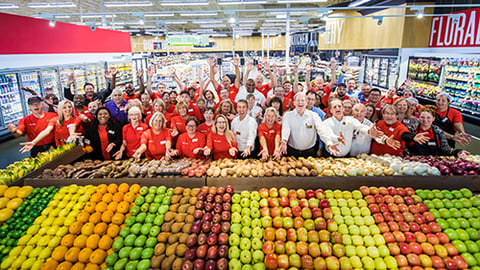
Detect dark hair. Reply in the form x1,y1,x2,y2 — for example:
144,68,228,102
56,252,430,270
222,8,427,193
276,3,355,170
269,96,284,116
84,82,95,89
204,107,215,114
237,99,248,107
186,116,199,127
180,90,190,97
93,107,114,128
370,88,382,95
187,87,196,93
337,83,347,89
305,90,317,96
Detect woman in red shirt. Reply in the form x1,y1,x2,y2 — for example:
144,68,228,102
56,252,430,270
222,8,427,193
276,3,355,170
19,100,81,153
171,117,207,159
257,107,282,160
145,99,171,128
113,107,148,160
434,93,471,147
204,114,238,160
134,112,172,160
84,107,123,160
170,101,189,138
140,92,153,115
198,107,215,136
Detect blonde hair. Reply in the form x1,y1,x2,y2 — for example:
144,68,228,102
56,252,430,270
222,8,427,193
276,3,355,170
126,99,143,113
152,99,165,112
215,100,236,115
393,97,413,119
175,101,188,115
212,114,234,145
149,112,166,129
57,100,75,126
263,107,278,124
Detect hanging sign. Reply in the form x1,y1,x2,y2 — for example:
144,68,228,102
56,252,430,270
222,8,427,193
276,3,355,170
166,35,210,46
429,7,480,47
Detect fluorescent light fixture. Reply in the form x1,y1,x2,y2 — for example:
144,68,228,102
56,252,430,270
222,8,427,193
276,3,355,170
209,33,228,37
129,25,154,28
410,6,424,19
54,15,71,18
349,0,370,7
180,12,218,16
112,22,126,25
277,0,326,2
218,0,266,4
165,21,188,24
200,24,227,28
229,17,236,23
81,14,117,18
160,1,208,5
104,1,153,7
144,13,174,16
239,18,258,22
124,29,141,32
194,20,224,24
0,3,18,9
191,29,214,32
239,23,256,26
49,19,56,26
27,2,76,8
265,19,287,22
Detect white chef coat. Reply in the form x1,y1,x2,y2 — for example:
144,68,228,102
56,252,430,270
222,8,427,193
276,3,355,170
350,118,373,157
323,116,371,157
231,114,258,152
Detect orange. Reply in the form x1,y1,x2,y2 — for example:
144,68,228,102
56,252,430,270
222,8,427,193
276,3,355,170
56,261,73,270
107,184,118,194
85,263,100,270
96,184,107,195
106,224,120,238
88,212,102,224
112,192,124,203
83,146,93,153
76,212,90,223
69,221,83,235
89,193,102,204
118,183,129,193
93,222,108,235
81,223,95,236
98,235,113,250
73,235,88,248
94,202,108,213
107,201,118,212
61,234,76,248
85,234,100,249
129,184,140,193
89,249,106,264
84,202,96,214
123,192,135,203
51,246,68,261
64,247,81,262
111,213,124,225
71,262,85,270
40,260,59,270
116,202,130,214
101,210,114,223
78,248,93,263
101,193,113,203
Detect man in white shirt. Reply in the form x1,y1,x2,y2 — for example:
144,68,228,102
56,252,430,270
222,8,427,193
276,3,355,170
279,93,343,158
350,103,374,157
235,79,266,107
231,100,258,158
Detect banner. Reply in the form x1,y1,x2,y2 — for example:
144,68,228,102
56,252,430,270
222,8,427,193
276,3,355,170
429,7,480,47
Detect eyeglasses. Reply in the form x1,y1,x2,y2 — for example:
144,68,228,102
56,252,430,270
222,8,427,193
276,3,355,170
217,121,227,124
307,98,316,101
186,124,196,128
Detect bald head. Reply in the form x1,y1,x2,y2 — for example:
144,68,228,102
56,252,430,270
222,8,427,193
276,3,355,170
352,103,366,121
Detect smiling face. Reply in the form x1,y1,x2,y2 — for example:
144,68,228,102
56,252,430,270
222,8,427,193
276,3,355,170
361,84,370,97
62,101,73,116
330,100,344,120
186,119,197,135
336,86,347,97
215,116,227,134
236,101,247,117
383,107,398,125
88,101,98,114
157,84,166,94
97,109,111,126
222,76,231,87
365,106,374,119
178,105,187,117
124,83,134,95
221,102,231,114
219,89,229,100
271,101,281,112
151,116,164,130
403,90,414,99
343,102,352,116
188,80,197,88
73,94,85,108
274,86,285,99
28,102,43,115
180,93,190,104
306,93,317,109
204,109,214,122
353,104,366,121
347,79,356,91
396,100,408,114
369,91,381,103
153,102,164,113
264,109,276,126
128,109,142,124
255,75,264,87
205,91,214,101
84,84,95,97
246,80,255,93
419,111,434,129
283,82,292,92
140,93,151,107
386,87,396,98
436,95,449,111
112,90,124,105
294,94,306,113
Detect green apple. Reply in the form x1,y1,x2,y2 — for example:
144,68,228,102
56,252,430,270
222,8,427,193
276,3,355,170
229,233,241,246
338,224,349,235
241,227,252,238
331,207,341,216
250,191,261,201
374,257,387,269
157,205,169,215
350,207,361,216
232,213,242,224
250,208,261,219
377,245,389,257
252,249,264,263
253,262,265,270
349,225,360,235
229,246,240,259
338,199,347,207
251,218,262,228
240,250,252,264
363,236,375,247
364,216,375,226
261,216,272,228
354,216,365,226
348,199,358,208
367,246,380,258
345,245,356,257
252,238,263,250
334,215,344,225
229,259,242,270
232,203,242,213
231,223,242,235
241,207,251,217
344,216,355,226
350,256,363,268
242,216,252,227
356,246,368,257
357,199,368,208
250,201,260,209
342,235,352,246
360,207,371,217
147,186,156,194
252,227,263,239
241,191,250,198
352,235,364,246
240,198,251,208
341,207,351,216
359,225,370,236
328,199,338,207
384,256,398,269
232,194,241,204
240,238,252,250
139,187,148,196
369,225,381,235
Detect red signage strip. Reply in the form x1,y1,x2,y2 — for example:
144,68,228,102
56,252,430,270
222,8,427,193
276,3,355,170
0,12,131,54
429,7,480,48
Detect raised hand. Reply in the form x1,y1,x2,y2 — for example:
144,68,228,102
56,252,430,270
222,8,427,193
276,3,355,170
137,69,144,78
110,67,118,77
305,63,312,72
168,66,176,78
67,74,75,87
414,132,430,145
329,58,337,71
207,58,216,68
147,67,154,78
386,135,401,150
7,122,16,134
341,62,349,73
21,87,36,95
292,64,299,73
232,56,240,68
246,61,254,72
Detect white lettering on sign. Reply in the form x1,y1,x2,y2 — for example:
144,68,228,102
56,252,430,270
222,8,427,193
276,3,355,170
429,8,480,47
143,40,154,50
324,20,344,44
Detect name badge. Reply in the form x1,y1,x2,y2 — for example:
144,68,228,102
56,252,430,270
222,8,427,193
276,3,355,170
389,127,394,132
269,130,275,134
67,124,75,128
214,139,221,143
108,130,115,134
442,118,448,122
306,124,313,129
236,131,241,135
188,109,193,112
160,141,166,145
427,142,436,146
192,138,198,142
136,127,143,131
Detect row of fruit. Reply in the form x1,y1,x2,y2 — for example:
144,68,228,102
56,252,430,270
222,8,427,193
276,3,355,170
0,143,76,185
2,183,480,269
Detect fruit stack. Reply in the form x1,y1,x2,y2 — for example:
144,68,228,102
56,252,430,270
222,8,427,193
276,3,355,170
228,189,264,270
0,186,39,262
258,187,334,269
107,186,170,270
418,188,480,269
150,187,198,269
183,186,233,270
362,186,469,269
326,189,397,269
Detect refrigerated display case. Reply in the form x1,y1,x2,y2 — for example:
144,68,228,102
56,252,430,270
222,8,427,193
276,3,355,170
73,66,86,94
40,68,61,98
20,70,43,115
59,67,74,93
363,56,399,89
133,58,148,87
0,73,24,128
96,64,106,91
407,57,442,84
86,64,98,90
108,62,132,91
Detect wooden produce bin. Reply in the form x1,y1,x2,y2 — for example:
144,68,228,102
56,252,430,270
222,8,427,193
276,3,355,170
207,175,480,192
23,176,206,188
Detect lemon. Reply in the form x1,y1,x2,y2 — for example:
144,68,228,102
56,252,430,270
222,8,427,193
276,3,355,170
47,236,61,248
37,235,51,246
31,260,44,270
34,215,47,225
6,198,23,209
56,226,69,237
41,206,54,216
11,255,27,269
30,246,44,257
28,235,42,246
63,216,76,227
37,226,48,236
17,234,32,245
78,194,90,202
49,208,62,217
0,208,14,222
58,200,68,208
27,224,40,235
47,226,58,236
53,193,64,201
0,197,9,208
21,257,36,269
9,246,23,257
41,217,55,227
73,203,85,210
38,247,52,259
48,200,59,207
53,216,66,226
68,184,79,193
71,194,81,201
1,256,15,269
63,193,73,202
20,245,34,256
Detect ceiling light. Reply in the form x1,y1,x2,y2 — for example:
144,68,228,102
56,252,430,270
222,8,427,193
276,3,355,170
54,15,70,18
180,12,218,16
49,19,56,27
229,17,236,23
195,20,224,24
218,0,266,4
200,24,227,28
349,0,370,7
81,14,117,18
0,3,18,9
129,25,154,28
124,29,141,32
26,2,76,8
416,10,424,18
160,1,208,6
265,19,288,22
165,21,188,24
104,1,153,7
209,33,228,37
139,15,145,24
144,13,174,17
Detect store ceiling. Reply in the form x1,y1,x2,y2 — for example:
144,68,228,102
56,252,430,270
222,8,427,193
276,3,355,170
1,0,359,37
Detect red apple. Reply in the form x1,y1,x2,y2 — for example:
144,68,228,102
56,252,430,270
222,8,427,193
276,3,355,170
404,196,415,205
378,187,388,195
407,253,421,266
403,212,415,222
387,186,397,195
365,195,375,205
414,232,427,243
398,203,409,212
315,189,324,200
405,187,415,196
296,241,309,256
311,208,322,219
388,221,400,232
368,204,380,214
277,254,289,268
392,231,406,242
434,244,448,258
409,242,422,255
404,231,416,242
393,212,405,222
417,203,428,213
426,233,440,245
359,186,370,195
383,212,394,222
292,206,302,217
261,207,270,217
409,204,420,214
414,213,426,224
287,228,297,242
264,227,276,241
268,198,280,208
421,242,435,256
393,195,404,204
378,222,390,233
269,188,279,198
428,221,441,233
306,189,315,199
420,224,432,234
308,198,319,208
423,212,435,222
388,203,399,212
436,232,450,244
282,207,293,218
399,242,411,254
276,228,287,242
264,253,278,269
319,242,332,257
319,199,329,208
443,257,458,270
373,213,384,223
398,221,410,232
270,207,281,218
369,187,379,195
383,232,395,243
452,255,468,269
262,240,275,254
279,197,290,207
395,255,409,267
388,243,400,255
296,189,306,199
431,255,445,268
444,243,459,256
275,240,286,254
374,194,385,204
396,188,406,197
409,222,420,232
384,195,394,204
288,189,297,199
379,203,389,213
294,217,304,229
314,217,326,230
322,208,332,219
299,199,309,208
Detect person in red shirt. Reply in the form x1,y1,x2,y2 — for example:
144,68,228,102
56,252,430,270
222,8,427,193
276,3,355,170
215,100,237,123
198,107,215,136
305,60,338,108
84,107,122,160
370,105,425,156
173,91,204,122
434,92,471,148
214,89,236,110
113,107,148,160
19,100,81,154
267,97,284,123
145,99,171,128
204,114,238,160
9,96,57,157
140,92,153,116
196,97,206,115
257,107,282,160
203,90,217,109
243,60,277,98
171,117,207,159
134,112,172,160
166,91,178,114
208,56,241,101
363,88,383,118
123,69,147,101
381,87,399,105
265,85,292,113
170,102,189,138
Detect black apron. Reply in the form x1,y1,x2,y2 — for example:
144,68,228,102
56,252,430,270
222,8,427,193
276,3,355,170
434,107,456,148
410,126,440,156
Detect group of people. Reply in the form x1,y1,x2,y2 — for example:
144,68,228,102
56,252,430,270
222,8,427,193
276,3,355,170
8,57,472,161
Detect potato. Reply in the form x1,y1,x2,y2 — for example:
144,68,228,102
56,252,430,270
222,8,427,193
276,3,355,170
288,168,296,177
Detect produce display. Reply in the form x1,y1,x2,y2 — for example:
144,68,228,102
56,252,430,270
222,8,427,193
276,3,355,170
2,183,480,270
404,156,480,175
0,143,75,184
